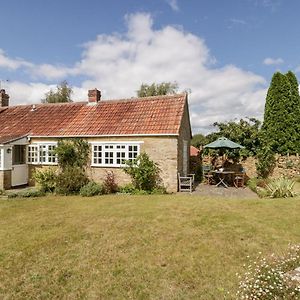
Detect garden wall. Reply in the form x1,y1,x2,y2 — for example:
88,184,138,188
202,154,300,179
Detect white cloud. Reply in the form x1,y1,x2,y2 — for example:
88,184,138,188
0,49,33,70
0,12,268,134
263,57,284,65
165,0,179,11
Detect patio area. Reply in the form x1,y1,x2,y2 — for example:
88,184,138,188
191,182,258,199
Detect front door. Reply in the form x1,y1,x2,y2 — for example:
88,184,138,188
11,145,28,187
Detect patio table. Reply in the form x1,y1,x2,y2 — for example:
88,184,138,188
213,170,235,188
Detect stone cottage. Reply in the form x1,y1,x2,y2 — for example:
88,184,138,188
0,89,192,192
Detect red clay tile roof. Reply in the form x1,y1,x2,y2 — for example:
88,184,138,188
190,145,200,157
0,94,187,143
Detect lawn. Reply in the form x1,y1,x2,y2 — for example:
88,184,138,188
1,193,300,299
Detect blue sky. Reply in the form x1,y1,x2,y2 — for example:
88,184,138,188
0,0,298,133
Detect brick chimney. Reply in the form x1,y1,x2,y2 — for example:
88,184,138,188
0,89,9,107
88,88,101,103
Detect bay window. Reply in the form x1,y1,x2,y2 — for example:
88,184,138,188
92,142,141,167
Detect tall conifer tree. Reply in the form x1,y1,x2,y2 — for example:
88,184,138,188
285,71,300,153
261,71,300,154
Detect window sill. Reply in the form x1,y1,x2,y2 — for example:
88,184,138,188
91,164,124,168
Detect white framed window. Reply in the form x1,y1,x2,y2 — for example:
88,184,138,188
0,147,3,170
27,143,57,165
91,142,141,167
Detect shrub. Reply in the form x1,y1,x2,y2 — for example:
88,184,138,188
80,181,103,197
103,171,118,194
119,183,136,194
123,152,161,191
266,177,296,198
55,167,89,195
55,139,89,170
236,245,300,299
0,189,5,195
7,189,45,198
256,144,276,178
33,168,57,192
19,189,46,198
194,164,203,182
247,178,270,198
150,187,167,194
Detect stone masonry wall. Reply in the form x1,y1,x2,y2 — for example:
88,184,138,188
177,102,192,175
29,136,179,193
202,154,300,179
0,170,11,190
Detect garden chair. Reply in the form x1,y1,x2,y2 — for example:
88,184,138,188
178,173,193,192
234,168,245,188
202,165,214,185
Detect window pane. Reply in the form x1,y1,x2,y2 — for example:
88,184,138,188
13,145,26,165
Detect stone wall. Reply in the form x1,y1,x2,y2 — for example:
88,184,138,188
29,136,179,193
177,102,192,175
202,154,300,179
0,170,11,190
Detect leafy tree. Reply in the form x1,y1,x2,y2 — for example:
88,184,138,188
191,133,208,148
137,82,178,97
261,71,300,154
212,118,261,157
42,80,73,103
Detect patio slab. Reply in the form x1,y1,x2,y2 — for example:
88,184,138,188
191,183,259,199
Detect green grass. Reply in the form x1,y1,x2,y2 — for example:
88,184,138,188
1,194,300,299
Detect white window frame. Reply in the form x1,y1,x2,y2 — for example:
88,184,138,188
0,147,3,170
27,142,58,165
91,142,142,168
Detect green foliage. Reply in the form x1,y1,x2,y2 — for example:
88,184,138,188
237,245,300,299
33,168,57,192
42,80,73,103
261,71,300,154
212,118,261,158
55,139,89,170
119,183,136,194
102,171,118,194
119,183,167,195
246,177,270,198
55,167,89,195
80,181,103,197
7,189,45,198
124,152,161,191
256,144,276,178
137,82,178,97
191,133,207,148
194,164,203,182
266,177,296,198
0,189,5,195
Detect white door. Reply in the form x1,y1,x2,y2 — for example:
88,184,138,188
11,145,28,187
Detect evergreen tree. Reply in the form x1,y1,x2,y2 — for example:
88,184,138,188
261,71,300,154
285,71,300,153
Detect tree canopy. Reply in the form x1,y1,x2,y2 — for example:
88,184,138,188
137,82,178,97
191,118,261,158
261,71,300,154
42,80,73,103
